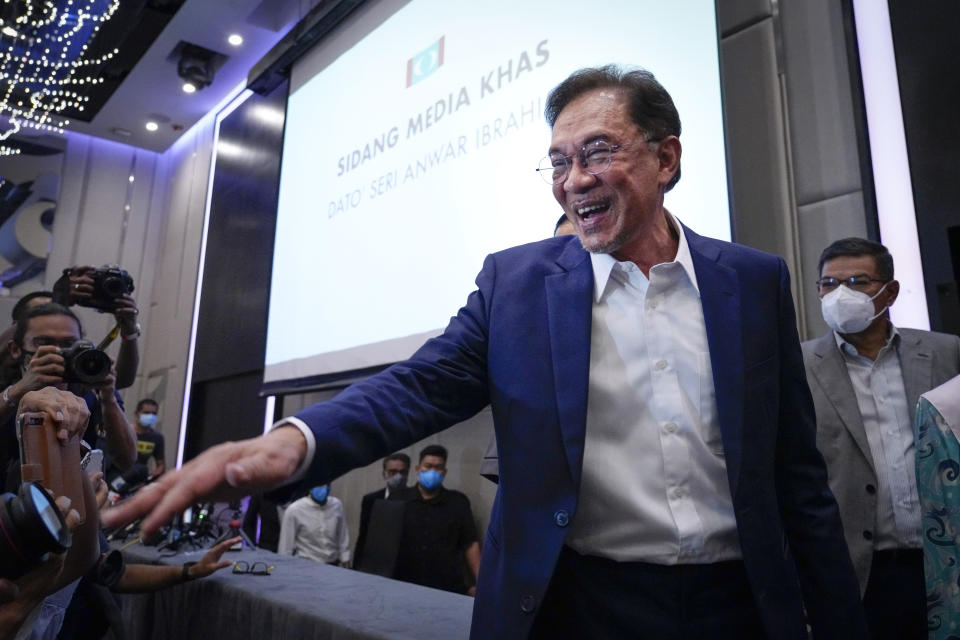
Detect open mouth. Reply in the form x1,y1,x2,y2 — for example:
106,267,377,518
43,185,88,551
575,199,611,221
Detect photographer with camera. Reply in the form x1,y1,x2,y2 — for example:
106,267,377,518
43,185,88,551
0,304,136,491
53,265,140,391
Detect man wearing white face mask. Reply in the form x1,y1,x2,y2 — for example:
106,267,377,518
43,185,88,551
802,237,960,640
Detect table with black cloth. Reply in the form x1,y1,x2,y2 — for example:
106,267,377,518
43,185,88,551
113,540,473,639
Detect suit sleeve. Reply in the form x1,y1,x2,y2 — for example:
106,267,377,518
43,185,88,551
288,254,497,492
772,259,867,638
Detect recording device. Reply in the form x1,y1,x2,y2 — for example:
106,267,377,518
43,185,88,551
18,411,86,523
60,340,112,384
80,448,103,478
0,481,72,579
56,264,135,311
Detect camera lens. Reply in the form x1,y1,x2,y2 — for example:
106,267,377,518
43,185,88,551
63,341,112,384
31,484,65,536
101,276,124,297
0,482,72,579
75,350,110,380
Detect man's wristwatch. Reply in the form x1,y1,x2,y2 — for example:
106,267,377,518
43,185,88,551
121,323,141,341
2,385,16,409
181,561,197,582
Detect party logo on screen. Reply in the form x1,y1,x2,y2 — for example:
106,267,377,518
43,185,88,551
406,36,445,88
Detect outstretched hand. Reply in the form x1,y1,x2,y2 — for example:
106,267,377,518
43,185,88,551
103,426,307,537
189,536,243,579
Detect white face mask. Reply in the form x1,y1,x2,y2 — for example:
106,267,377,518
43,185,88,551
820,282,889,334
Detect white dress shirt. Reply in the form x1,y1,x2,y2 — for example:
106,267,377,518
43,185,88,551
837,328,921,549
565,215,741,564
278,495,352,564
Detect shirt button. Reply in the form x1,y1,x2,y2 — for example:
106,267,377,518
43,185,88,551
648,299,658,310
865,484,876,495
670,487,684,500
665,422,678,434
553,510,570,527
655,360,667,371
862,530,873,541
520,594,537,613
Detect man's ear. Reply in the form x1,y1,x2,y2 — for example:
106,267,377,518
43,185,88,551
7,339,20,361
656,136,681,188
885,279,900,306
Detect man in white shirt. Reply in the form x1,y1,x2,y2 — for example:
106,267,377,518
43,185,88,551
277,486,351,567
802,237,960,639
113,64,865,640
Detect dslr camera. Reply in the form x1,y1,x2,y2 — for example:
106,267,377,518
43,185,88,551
58,264,135,311
61,340,112,384
0,481,72,579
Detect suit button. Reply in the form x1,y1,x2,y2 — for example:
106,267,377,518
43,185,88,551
862,530,873,541
520,594,537,613
553,510,570,527
865,484,876,495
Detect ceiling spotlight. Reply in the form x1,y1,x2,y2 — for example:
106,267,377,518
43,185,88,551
228,34,243,46
1,27,18,38
182,82,196,94
145,121,159,132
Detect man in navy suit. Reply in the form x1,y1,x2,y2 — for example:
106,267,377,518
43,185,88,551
114,65,865,639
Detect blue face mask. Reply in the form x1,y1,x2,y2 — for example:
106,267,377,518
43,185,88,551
138,413,158,428
310,486,329,504
419,469,444,491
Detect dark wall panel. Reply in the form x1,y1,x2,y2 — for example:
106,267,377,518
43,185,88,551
185,372,268,461
184,81,287,461
193,82,286,382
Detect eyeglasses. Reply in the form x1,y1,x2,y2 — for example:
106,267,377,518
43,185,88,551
537,140,635,185
816,275,888,293
232,561,274,575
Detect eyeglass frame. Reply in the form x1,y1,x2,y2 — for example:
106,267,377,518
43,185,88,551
815,274,889,294
536,137,659,185
232,560,274,575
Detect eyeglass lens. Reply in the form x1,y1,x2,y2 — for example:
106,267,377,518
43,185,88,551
538,140,618,184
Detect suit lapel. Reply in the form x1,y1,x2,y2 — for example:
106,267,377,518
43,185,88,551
898,330,934,418
545,240,593,489
809,335,874,468
686,230,744,497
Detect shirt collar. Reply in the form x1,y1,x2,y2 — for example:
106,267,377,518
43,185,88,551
835,324,900,357
588,212,699,303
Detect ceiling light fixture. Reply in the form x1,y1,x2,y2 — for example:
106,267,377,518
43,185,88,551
145,121,158,131
0,0,120,140
182,82,196,94
228,34,243,47
176,43,219,92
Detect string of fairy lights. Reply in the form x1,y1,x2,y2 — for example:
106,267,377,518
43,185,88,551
0,0,119,141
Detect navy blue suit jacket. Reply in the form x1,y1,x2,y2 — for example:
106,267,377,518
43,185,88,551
294,227,865,639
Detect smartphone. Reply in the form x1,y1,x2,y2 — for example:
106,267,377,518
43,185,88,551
81,449,104,478
17,411,86,523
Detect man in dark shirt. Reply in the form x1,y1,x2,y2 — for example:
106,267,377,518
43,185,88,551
108,398,165,492
392,445,480,595
355,452,410,567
